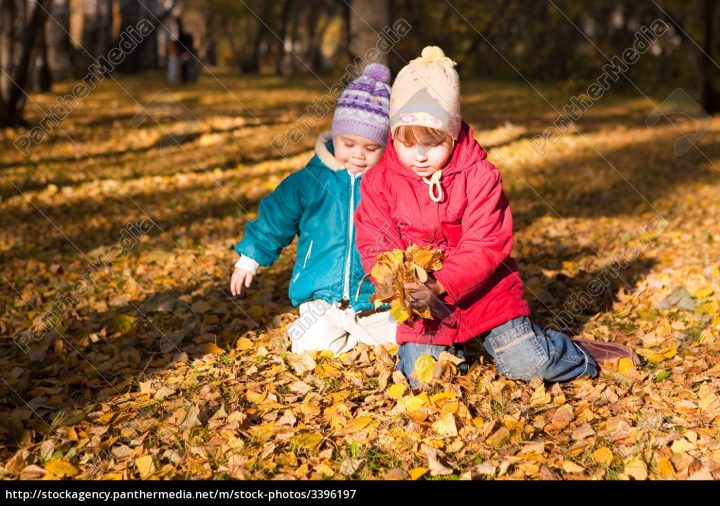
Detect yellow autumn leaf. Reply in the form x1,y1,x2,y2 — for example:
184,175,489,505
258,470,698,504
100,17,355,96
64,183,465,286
328,391,351,403
589,447,614,467
390,301,409,324
562,461,584,473
249,422,275,443
113,313,136,333
295,463,309,478
699,393,718,411
44,459,80,478
693,286,714,298
246,390,267,404
236,337,253,350
315,362,342,378
135,455,155,478
200,343,225,355
530,384,551,406
315,463,335,477
636,309,657,321
369,245,444,326
696,299,719,315
371,262,393,283
656,456,676,479
409,467,429,480
623,457,648,480
636,346,676,364
404,393,428,411
561,260,575,271
291,432,324,450
618,357,637,376
430,392,456,405
413,354,436,384
386,383,407,400
670,438,694,453
348,416,373,430
432,412,458,437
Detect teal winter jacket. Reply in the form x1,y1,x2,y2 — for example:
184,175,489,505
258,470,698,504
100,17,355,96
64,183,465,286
234,132,377,312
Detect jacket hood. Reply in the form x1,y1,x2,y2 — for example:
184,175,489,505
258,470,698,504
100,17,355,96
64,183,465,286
383,120,487,178
314,131,346,171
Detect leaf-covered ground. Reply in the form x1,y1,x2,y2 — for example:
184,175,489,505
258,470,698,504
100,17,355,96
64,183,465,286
1,70,719,480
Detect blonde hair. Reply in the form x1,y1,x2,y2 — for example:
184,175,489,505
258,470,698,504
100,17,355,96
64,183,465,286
394,124,453,146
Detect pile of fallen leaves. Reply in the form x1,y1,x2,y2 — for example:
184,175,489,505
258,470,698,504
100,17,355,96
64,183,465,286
2,70,720,480
365,245,444,326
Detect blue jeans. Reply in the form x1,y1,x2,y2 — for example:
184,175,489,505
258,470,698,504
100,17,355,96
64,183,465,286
396,316,598,389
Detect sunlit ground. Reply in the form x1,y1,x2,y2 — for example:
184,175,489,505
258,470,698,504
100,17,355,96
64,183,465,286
1,69,719,479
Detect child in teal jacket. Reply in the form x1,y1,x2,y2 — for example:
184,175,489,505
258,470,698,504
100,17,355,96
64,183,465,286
231,64,397,354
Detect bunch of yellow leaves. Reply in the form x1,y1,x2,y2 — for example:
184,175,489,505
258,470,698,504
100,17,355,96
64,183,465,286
359,245,444,326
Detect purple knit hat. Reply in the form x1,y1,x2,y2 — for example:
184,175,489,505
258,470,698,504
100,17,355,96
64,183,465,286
331,63,391,146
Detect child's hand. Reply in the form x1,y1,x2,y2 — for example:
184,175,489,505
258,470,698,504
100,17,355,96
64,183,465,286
404,278,447,316
231,267,255,296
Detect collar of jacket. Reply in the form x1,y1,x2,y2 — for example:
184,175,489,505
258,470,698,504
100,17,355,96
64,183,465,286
382,120,488,179
314,131,346,172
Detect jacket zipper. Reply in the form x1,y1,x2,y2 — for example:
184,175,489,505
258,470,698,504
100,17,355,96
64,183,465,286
342,173,356,301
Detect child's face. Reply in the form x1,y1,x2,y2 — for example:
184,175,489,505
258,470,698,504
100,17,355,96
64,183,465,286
333,134,384,175
394,137,453,178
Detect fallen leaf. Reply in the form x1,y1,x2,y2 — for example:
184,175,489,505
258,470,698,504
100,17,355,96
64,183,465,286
408,467,428,480
135,455,155,479
413,354,436,384
562,461,584,473
44,459,80,478
623,457,648,480
656,456,676,479
432,412,458,437
530,384,551,406
589,447,613,467
386,383,407,400
422,444,453,476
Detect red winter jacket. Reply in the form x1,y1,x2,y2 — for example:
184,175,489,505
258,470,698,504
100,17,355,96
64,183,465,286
354,121,530,346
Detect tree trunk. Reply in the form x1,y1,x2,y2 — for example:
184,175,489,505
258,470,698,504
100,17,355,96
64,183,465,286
0,0,51,126
96,0,114,57
32,14,52,92
82,0,114,68
0,0,15,114
700,0,720,113
349,0,389,67
46,0,74,83
137,0,159,70
275,0,292,75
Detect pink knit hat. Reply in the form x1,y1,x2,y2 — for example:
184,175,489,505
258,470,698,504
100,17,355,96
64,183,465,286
389,46,462,139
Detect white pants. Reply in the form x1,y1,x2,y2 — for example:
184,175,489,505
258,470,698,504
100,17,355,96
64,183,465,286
287,299,397,355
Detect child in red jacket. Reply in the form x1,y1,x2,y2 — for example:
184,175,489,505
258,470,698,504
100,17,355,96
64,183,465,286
354,47,639,388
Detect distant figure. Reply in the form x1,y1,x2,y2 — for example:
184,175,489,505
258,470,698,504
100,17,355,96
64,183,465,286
167,38,179,84
177,19,197,83
206,41,217,66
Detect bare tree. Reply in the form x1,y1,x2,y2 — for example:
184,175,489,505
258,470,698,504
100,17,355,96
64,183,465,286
658,0,720,113
82,0,114,62
0,0,52,126
348,0,389,67
46,0,75,83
